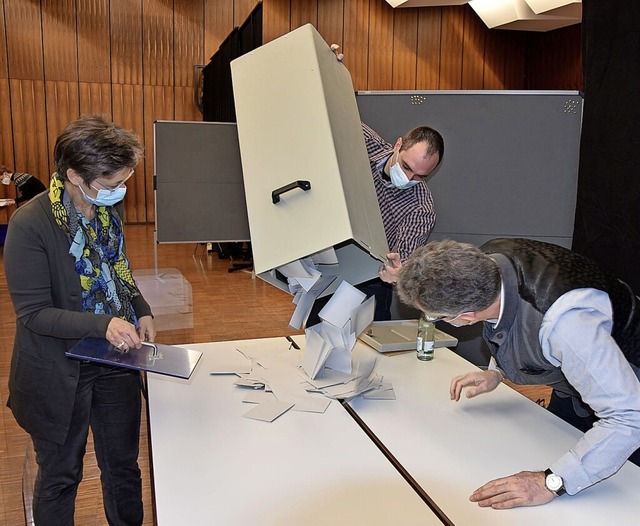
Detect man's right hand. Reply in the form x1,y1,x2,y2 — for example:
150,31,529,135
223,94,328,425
450,370,503,401
330,44,344,62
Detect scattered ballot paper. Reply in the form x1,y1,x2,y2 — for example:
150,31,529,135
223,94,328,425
207,294,393,423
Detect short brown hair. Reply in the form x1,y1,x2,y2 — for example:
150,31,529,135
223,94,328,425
54,115,143,184
400,126,444,167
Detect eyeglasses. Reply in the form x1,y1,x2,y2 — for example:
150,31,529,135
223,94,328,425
424,312,470,324
91,169,134,193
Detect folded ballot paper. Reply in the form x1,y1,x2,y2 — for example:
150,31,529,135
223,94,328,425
303,280,375,379
277,249,339,331
208,281,393,423
66,337,202,379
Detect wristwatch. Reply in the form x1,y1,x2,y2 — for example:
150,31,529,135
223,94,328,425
544,468,566,496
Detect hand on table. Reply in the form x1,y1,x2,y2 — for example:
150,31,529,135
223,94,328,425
449,370,502,401
470,471,556,509
378,252,402,284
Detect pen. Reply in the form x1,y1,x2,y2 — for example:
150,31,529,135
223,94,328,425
285,335,300,350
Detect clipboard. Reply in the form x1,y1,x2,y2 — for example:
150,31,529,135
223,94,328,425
66,337,202,379
358,320,458,353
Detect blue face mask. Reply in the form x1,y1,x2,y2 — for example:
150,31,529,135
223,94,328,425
389,151,420,190
79,184,127,206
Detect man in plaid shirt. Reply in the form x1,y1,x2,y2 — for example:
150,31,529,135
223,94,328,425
363,122,444,319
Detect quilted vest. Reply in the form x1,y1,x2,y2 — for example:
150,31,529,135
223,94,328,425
480,238,640,396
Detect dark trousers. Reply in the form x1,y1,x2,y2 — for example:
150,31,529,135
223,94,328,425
31,362,143,526
548,389,640,466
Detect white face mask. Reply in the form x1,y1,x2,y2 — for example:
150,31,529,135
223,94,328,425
2,175,11,185
389,152,419,190
445,313,475,327
447,319,474,327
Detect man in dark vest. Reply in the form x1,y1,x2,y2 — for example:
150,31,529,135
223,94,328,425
396,238,640,509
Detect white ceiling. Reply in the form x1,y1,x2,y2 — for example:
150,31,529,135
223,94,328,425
386,0,582,31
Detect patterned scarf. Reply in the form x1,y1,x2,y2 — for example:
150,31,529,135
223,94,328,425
49,173,139,325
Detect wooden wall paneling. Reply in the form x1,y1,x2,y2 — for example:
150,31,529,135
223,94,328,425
392,8,419,90
0,0,8,78
526,26,582,90
0,79,13,223
77,0,111,84
367,0,393,90
460,6,485,89
204,0,234,60
174,0,205,88
9,80,49,183
343,0,370,91
291,0,318,29
110,0,143,86
113,84,145,223
174,85,202,122
439,6,464,89
0,79,13,168
4,0,44,80
41,0,78,82
142,85,175,225
143,0,174,87
78,82,112,118
263,0,291,44
44,80,80,176
234,0,260,27
317,0,344,51
416,7,442,89
503,31,526,90
482,29,507,89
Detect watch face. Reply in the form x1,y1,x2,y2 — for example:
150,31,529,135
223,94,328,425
546,473,563,492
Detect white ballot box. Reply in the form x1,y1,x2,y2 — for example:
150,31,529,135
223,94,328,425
231,24,388,297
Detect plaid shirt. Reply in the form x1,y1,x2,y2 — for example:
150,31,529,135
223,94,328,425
363,123,436,262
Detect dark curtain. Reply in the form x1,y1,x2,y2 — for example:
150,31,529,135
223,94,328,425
202,3,262,123
572,0,640,291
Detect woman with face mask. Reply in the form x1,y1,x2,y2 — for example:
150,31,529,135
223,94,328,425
3,115,156,526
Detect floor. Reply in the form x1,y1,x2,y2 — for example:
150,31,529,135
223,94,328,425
0,223,551,525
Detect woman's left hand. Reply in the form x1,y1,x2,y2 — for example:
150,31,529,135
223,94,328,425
138,315,156,343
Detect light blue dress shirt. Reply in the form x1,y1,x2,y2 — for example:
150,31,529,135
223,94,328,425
538,288,640,494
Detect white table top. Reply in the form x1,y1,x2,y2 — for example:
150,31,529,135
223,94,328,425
348,343,640,525
147,339,442,526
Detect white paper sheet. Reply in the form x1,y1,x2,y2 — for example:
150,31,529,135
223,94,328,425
318,281,366,327
243,400,295,422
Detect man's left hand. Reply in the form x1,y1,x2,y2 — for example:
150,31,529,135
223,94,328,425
470,471,556,509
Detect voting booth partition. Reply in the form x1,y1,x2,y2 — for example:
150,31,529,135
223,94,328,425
153,120,250,244
356,90,582,249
